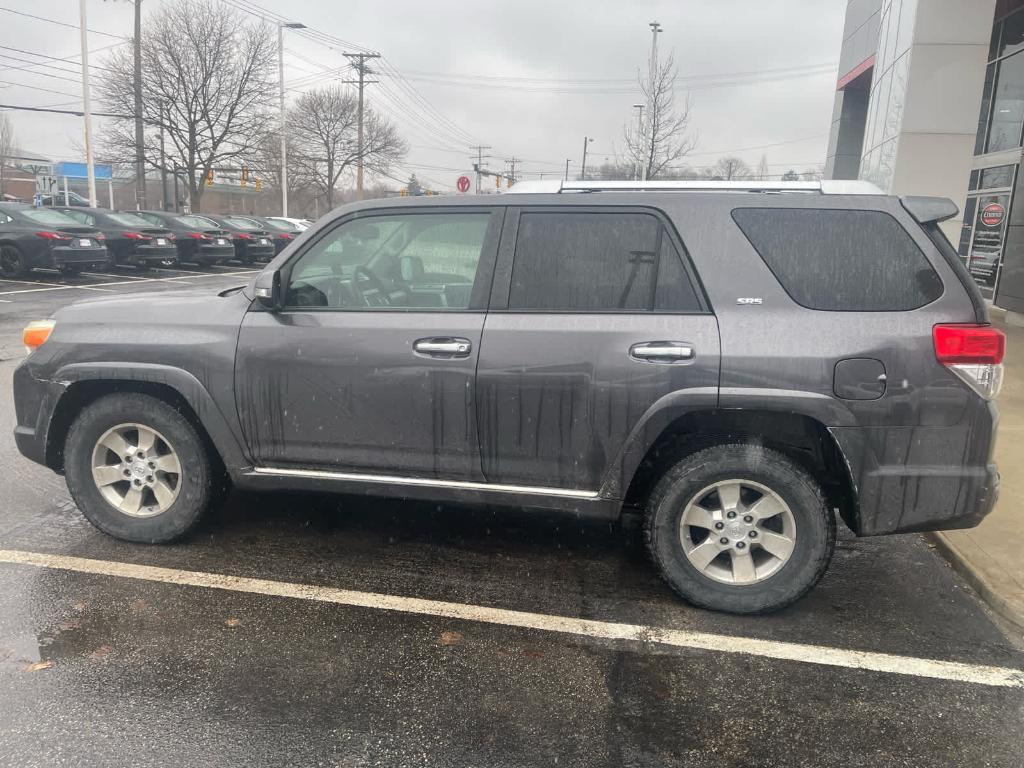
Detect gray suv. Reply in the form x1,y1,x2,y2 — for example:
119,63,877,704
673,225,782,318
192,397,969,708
12,180,1005,614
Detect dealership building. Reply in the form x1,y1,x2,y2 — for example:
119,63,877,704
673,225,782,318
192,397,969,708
826,0,1024,317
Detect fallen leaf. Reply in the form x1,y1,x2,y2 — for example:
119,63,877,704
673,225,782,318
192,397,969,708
72,603,86,612
88,645,113,661
225,618,242,628
437,630,463,646
25,661,53,672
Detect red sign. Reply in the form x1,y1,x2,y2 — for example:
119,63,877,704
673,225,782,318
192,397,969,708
981,202,1005,227
456,175,471,193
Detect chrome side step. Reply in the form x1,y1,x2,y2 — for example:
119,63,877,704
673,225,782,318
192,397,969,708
248,466,601,500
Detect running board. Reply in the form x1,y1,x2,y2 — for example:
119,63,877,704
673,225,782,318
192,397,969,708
248,467,601,500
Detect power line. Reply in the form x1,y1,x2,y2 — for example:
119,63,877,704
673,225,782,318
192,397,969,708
0,6,125,39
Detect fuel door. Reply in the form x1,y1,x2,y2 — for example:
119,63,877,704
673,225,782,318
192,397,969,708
834,358,887,400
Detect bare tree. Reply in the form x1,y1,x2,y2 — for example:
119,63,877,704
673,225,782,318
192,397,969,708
756,154,770,181
288,85,406,209
0,113,15,197
703,156,751,181
96,0,276,211
624,52,697,180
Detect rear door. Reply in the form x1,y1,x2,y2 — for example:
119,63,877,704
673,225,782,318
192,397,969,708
475,206,720,494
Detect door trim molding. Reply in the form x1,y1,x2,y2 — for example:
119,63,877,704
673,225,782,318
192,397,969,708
248,466,601,499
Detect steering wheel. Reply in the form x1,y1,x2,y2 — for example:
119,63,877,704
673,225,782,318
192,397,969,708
352,265,389,306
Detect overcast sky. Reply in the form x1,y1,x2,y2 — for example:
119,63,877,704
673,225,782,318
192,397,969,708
0,0,846,191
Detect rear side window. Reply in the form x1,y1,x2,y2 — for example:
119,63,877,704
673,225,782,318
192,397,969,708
508,212,702,312
731,208,943,311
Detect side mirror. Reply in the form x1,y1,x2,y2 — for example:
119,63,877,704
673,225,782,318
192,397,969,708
254,269,282,310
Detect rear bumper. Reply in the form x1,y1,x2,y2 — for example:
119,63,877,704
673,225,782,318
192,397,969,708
831,400,1000,535
134,244,178,262
187,245,234,264
246,244,276,261
50,245,108,266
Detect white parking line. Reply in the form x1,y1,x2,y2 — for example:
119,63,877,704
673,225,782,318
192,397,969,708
0,271,256,296
0,284,114,295
1,549,1020,689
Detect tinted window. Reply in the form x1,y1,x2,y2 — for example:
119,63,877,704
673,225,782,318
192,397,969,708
732,208,943,312
508,212,701,312
285,212,491,310
20,209,81,227
107,213,153,227
224,216,262,231
177,215,219,229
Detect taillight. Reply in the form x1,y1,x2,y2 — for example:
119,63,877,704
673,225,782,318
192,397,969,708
235,232,252,240
279,233,292,240
123,231,151,240
34,231,69,241
96,232,105,241
185,232,208,240
23,319,55,354
933,324,1006,399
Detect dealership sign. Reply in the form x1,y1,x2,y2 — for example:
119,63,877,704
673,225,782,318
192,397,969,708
981,202,1005,227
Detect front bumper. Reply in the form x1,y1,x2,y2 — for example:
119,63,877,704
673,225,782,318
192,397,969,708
12,362,66,470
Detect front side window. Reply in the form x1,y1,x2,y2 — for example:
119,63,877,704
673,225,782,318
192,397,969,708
285,212,492,310
508,212,702,312
732,208,943,312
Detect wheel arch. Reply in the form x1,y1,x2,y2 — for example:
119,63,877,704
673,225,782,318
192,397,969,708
45,364,249,476
610,407,860,534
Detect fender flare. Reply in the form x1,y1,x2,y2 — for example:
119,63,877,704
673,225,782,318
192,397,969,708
52,362,251,472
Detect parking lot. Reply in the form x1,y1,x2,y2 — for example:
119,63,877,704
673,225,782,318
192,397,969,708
0,269,1022,767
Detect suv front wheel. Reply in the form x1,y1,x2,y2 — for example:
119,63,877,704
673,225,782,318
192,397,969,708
64,392,213,543
645,443,835,614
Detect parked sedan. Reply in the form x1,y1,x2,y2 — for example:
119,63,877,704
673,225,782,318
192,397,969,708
202,215,276,264
256,216,302,255
0,203,107,277
136,211,234,266
56,208,177,270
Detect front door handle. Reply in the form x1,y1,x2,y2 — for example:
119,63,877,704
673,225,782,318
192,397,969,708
414,337,472,358
629,342,695,363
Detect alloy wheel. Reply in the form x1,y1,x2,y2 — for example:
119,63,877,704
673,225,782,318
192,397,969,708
90,423,182,517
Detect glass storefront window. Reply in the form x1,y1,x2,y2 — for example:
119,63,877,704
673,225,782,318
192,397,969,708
967,192,1009,299
980,164,1015,189
975,63,995,155
986,52,1024,152
958,197,978,257
1000,9,1024,59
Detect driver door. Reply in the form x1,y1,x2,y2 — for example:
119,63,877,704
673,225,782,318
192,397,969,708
234,207,502,479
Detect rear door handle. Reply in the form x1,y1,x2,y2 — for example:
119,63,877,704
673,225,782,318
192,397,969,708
414,337,472,358
629,342,695,362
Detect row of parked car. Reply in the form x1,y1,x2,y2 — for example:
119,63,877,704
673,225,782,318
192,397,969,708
0,203,311,278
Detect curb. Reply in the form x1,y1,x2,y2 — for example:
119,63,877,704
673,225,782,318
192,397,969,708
926,531,1024,632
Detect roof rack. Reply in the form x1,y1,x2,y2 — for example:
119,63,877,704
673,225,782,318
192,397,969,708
505,179,884,195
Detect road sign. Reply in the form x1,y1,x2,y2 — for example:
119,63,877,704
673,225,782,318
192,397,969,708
457,175,471,193
981,202,1005,227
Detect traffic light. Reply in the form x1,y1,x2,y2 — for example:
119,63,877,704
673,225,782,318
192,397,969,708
254,178,262,192
507,176,514,187
240,166,249,187
495,175,500,189
205,168,214,186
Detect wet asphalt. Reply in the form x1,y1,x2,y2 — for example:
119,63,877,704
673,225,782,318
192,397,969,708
0,268,1023,767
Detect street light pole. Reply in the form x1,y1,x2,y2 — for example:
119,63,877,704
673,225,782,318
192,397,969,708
564,158,571,182
278,20,306,217
79,0,97,207
580,136,593,181
632,104,644,181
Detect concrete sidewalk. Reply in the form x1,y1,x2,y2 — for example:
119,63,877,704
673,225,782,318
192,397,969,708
929,312,1024,633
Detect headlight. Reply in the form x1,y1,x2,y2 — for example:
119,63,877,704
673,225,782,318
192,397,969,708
23,319,55,355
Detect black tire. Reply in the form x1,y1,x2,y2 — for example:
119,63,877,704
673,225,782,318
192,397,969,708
645,443,835,614
59,264,83,276
134,260,152,272
0,244,27,278
64,393,214,543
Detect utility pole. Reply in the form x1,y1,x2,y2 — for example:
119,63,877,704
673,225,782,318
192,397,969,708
470,145,491,193
278,20,306,217
343,52,381,201
564,158,571,181
504,157,519,186
580,136,593,181
632,103,644,180
132,0,145,209
645,21,662,181
158,115,168,209
79,0,97,207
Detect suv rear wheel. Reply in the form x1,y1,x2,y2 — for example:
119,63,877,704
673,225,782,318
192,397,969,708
645,443,835,614
64,393,213,543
